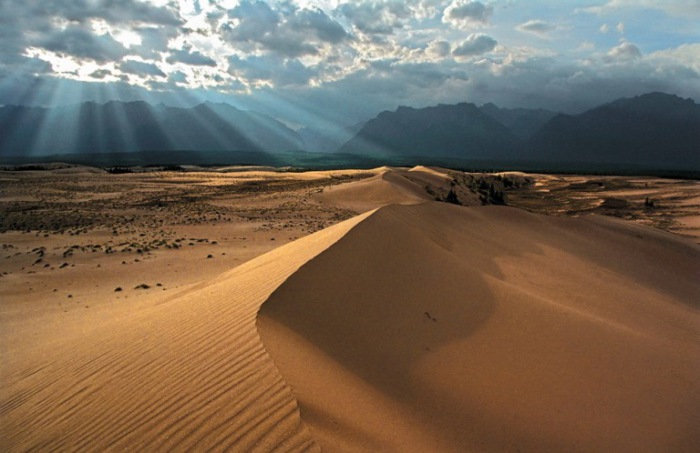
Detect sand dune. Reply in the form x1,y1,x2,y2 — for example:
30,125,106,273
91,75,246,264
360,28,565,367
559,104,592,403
3,167,699,452
0,209,373,452
316,166,478,212
258,202,700,452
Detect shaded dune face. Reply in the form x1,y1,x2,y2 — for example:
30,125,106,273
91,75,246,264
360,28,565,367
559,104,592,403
258,202,700,452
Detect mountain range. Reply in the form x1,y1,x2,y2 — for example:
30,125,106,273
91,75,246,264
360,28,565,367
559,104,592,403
1,92,698,172
0,101,304,156
337,103,521,160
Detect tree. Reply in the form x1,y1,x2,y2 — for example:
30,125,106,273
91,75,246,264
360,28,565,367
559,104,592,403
444,188,460,205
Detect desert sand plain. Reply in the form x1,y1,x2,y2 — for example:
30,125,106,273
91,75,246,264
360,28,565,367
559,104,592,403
1,164,699,452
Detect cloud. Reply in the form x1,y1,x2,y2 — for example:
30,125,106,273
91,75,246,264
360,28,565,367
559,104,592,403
40,0,182,26
222,1,347,57
0,0,698,129
0,0,181,88
228,55,316,87
90,69,113,79
167,49,217,66
131,26,181,60
443,0,493,28
35,26,129,63
427,40,451,58
579,0,700,18
453,34,497,57
516,20,557,37
606,42,642,61
120,60,166,78
291,8,348,43
338,1,411,35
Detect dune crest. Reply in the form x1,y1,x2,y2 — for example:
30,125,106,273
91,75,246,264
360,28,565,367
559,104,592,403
0,209,374,452
258,202,700,452
316,166,478,213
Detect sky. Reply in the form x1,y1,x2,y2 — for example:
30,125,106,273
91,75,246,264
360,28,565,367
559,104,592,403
1,0,699,128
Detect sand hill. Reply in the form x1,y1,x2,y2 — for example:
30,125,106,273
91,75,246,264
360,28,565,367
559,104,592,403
316,166,479,212
259,202,700,452
1,210,377,451
2,168,699,452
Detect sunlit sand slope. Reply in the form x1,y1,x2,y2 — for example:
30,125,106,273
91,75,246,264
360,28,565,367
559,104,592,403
0,210,374,452
316,168,430,213
259,202,700,452
316,166,480,213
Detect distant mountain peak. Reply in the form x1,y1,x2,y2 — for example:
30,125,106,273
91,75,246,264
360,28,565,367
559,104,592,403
527,91,700,170
338,101,519,158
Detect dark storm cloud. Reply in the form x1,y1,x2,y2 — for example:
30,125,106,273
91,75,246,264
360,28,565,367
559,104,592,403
120,60,166,78
452,34,497,56
222,1,348,57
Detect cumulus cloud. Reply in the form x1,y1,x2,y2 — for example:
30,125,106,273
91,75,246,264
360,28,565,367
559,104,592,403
292,8,348,42
606,42,642,61
427,40,452,58
167,48,217,66
229,54,316,87
516,20,556,36
0,0,181,87
36,26,129,63
579,0,700,19
453,34,497,57
36,0,182,26
132,26,181,60
222,1,347,57
90,69,113,79
120,60,166,78
443,0,493,28
338,1,411,34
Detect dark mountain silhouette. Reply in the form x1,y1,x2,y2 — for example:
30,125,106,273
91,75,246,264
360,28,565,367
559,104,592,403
0,101,304,155
1,93,697,173
526,92,700,170
479,103,557,139
337,103,520,160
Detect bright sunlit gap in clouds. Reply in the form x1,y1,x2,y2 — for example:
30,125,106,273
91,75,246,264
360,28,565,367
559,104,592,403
0,0,698,128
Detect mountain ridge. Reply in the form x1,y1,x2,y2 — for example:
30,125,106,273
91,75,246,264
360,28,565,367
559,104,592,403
1,92,697,172
337,92,699,171
0,101,304,156
525,92,700,169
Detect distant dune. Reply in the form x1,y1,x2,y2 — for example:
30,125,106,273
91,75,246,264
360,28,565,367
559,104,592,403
316,166,479,212
259,202,700,452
